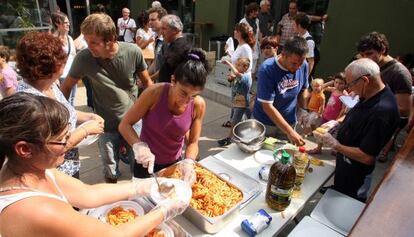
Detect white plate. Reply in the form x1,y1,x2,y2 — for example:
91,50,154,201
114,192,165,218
150,178,192,204
147,223,174,237
76,121,100,147
254,150,275,165
87,201,145,224
77,134,99,147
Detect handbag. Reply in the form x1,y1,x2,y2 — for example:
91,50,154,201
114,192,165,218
232,94,247,108
117,18,130,42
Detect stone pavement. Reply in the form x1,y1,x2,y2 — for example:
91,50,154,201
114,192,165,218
74,75,403,236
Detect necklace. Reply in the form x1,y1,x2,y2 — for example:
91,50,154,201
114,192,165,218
0,186,36,193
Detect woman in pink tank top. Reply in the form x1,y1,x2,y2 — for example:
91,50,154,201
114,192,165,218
119,49,210,182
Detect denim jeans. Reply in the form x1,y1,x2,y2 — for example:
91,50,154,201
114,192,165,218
231,107,251,126
98,131,134,179
59,77,77,106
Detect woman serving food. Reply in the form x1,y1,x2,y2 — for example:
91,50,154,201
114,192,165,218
0,93,188,237
119,48,210,183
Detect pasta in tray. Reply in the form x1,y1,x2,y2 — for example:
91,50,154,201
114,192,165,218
165,164,243,217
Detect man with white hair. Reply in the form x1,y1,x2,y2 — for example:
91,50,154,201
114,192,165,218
117,8,136,43
152,1,162,8
258,0,273,37
158,14,191,83
314,58,400,202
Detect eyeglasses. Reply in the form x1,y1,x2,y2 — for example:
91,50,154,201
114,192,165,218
345,74,370,89
47,132,70,146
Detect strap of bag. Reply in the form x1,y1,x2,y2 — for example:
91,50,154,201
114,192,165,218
122,18,131,37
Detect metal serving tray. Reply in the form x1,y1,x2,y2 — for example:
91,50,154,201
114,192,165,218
157,157,262,234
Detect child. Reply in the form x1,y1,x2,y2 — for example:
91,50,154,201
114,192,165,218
218,57,252,146
302,78,326,135
0,46,18,97
308,73,347,154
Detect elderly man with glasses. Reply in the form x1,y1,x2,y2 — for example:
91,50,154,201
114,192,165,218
314,58,400,202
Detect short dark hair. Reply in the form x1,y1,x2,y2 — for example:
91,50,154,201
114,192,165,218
174,48,211,89
260,36,279,49
245,2,260,16
357,32,389,55
295,12,310,30
282,36,309,56
137,10,149,28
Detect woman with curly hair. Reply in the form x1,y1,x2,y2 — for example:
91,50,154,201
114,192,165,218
135,10,154,51
16,31,104,178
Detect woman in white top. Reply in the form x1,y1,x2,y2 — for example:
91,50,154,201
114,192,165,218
136,11,155,51
231,22,256,77
0,93,188,237
51,11,77,106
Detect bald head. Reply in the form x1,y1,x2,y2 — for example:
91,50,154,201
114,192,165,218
345,58,380,80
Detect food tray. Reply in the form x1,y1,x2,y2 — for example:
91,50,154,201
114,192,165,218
157,157,262,234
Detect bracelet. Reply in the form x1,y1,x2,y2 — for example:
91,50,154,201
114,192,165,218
80,126,89,137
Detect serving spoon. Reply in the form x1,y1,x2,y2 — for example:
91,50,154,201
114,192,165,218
151,172,175,197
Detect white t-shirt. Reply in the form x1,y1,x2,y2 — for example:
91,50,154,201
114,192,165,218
62,35,76,78
302,31,315,58
136,28,154,50
231,43,253,75
117,17,137,43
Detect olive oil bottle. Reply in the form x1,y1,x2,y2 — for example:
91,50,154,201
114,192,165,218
265,150,296,211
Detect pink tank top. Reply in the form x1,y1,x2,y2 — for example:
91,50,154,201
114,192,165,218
322,92,343,121
141,83,194,164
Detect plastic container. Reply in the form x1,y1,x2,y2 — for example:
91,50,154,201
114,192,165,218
241,209,272,237
293,146,310,190
265,150,296,211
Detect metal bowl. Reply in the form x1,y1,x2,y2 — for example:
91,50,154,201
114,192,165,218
232,119,266,145
233,136,265,153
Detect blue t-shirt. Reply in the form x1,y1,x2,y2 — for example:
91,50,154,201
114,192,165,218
253,57,309,125
232,73,252,106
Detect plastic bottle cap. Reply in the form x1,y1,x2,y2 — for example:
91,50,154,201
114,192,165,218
299,146,306,153
280,150,291,164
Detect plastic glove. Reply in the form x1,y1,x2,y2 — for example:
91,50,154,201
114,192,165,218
320,120,339,131
132,142,155,174
155,198,189,221
296,108,308,127
131,177,163,197
313,131,339,148
178,159,196,185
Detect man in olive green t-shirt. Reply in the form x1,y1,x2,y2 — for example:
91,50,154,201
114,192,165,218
61,14,153,183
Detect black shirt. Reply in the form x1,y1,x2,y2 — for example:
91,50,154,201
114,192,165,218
158,37,191,83
380,59,412,94
334,87,400,201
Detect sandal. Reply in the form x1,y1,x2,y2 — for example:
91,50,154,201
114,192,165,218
221,121,232,128
218,137,232,147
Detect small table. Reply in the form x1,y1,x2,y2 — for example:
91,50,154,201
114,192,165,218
192,21,213,48
141,47,154,61
174,142,336,236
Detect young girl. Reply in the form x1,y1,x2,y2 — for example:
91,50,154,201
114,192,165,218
308,73,347,154
302,78,325,135
218,57,252,146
